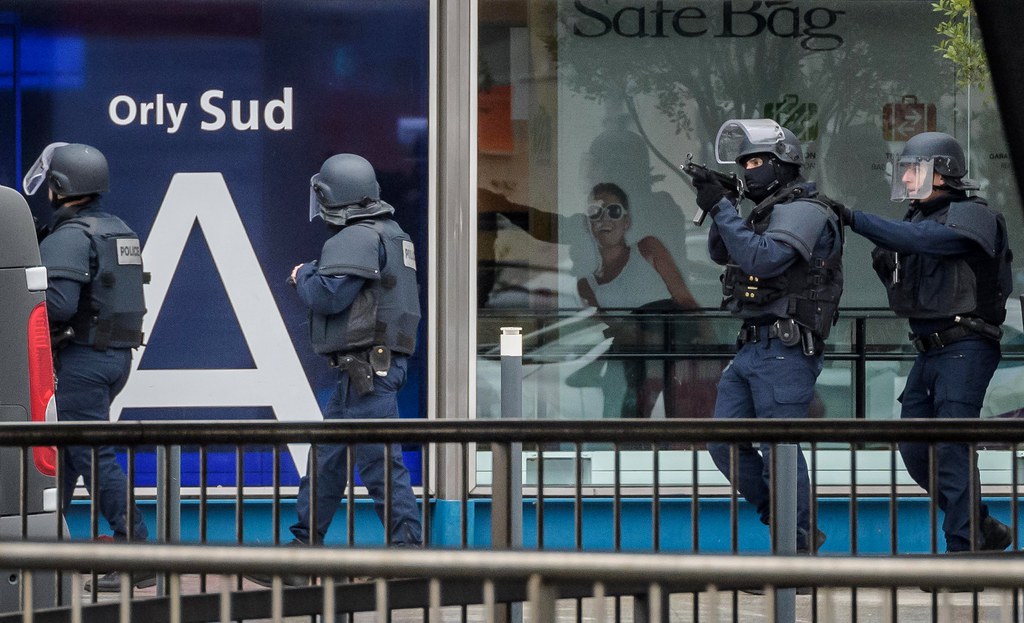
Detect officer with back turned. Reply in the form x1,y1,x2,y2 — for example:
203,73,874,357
839,131,1013,553
689,119,844,553
247,154,422,588
23,143,151,592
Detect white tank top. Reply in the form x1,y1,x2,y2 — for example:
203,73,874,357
584,247,671,308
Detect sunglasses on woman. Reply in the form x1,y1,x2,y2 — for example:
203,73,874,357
586,202,628,221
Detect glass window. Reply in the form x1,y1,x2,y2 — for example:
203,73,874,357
476,0,1024,485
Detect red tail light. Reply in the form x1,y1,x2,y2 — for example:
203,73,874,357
27,302,57,476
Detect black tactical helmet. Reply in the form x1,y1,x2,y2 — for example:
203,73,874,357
735,126,804,166
47,143,109,197
310,154,393,226
899,131,979,190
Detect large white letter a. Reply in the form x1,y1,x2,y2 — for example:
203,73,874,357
111,173,321,471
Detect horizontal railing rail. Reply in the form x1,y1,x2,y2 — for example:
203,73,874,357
4,418,1024,445
4,540,1024,590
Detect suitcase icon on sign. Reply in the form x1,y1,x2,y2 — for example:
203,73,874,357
764,94,818,141
882,95,936,141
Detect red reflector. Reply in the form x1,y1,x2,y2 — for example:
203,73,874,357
27,302,57,476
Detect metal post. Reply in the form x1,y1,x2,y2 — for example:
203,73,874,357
494,327,524,623
775,444,797,623
155,445,181,596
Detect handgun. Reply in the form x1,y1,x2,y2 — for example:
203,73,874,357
680,153,744,226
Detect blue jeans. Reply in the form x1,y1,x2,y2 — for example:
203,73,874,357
898,337,1001,551
707,327,823,548
56,344,148,541
291,356,422,546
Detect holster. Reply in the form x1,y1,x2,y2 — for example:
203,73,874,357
330,353,376,396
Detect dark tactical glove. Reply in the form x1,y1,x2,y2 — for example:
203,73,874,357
692,168,728,214
835,203,855,227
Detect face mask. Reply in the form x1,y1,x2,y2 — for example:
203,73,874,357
743,162,779,203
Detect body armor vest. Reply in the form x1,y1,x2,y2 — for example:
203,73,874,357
721,187,844,340
60,214,146,350
310,218,421,356
871,199,1012,325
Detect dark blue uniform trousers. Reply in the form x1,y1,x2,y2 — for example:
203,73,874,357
707,328,823,549
56,344,148,541
898,337,1000,551
291,358,422,546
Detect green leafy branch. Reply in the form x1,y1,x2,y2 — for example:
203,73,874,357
932,0,990,91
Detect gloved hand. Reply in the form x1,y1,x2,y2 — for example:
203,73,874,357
692,168,728,214
835,203,855,227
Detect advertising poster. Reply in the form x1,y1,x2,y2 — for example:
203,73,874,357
2,1,430,487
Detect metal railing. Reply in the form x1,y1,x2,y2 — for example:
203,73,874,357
2,540,1024,622
2,418,1024,621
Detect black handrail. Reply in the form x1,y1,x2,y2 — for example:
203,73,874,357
7,418,1024,445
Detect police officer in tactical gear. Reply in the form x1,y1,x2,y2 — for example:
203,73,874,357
249,154,422,586
24,142,152,591
691,119,844,554
840,131,1013,553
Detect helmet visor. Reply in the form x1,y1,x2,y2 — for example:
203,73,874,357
890,155,935,201
714,119,784,165
309,174,322,221
22,142,69,195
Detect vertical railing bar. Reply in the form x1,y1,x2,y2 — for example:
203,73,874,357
55,449,65,607
422,442,431,547
235,445,244,592
890,443,899,623
429,577,441,623
537,446,544,549
375,578,388,623
689,442,698,622
575,441,583,552
770,442,778,554
484,579,496,623
730,442,739,623
385,443,394,547
347,444,356,550
219,574,231,623
89,447,99,541
21,569,31,623
20,447,28,540
576,441,584,623
652,442,661,554
1012,442,1020,623
309,444,318,547
272,444,281,546
199,446,209,593
811,442,820,623
170,573,182,623
126,447,136,552
929,443,938,554
613,442,621,553
119,572,129,622
929,443,939,614
460,443,469,550
851,445,858,621
855,318,867,420
323,576,336,623
89,447,99,604
969,442,979,551
272,576,283,623
71,573,82,623
593,581,606,623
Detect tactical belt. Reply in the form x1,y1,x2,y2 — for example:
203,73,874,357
910,326,973,353
328,346,393,396
738,318,822,356
737,318,800,346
